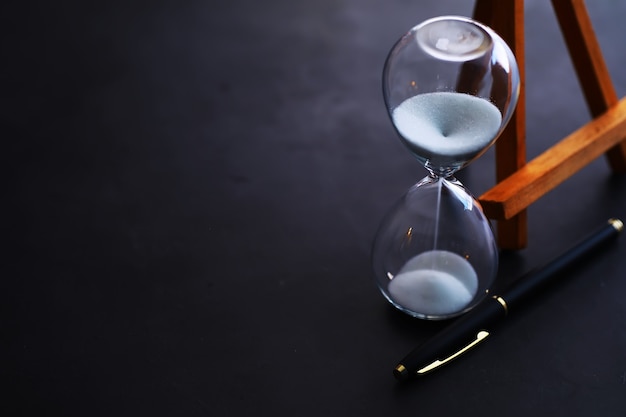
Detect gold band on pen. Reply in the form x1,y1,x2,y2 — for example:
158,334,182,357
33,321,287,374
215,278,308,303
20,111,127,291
493,296,508,316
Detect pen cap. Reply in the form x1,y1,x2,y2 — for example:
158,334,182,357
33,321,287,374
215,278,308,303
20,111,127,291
372,176,498,320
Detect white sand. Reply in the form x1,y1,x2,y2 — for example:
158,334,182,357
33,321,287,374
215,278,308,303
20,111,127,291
388,249,478,316
392,92,502,160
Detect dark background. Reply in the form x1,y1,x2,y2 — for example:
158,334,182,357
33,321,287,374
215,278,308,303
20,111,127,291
4,0,626,415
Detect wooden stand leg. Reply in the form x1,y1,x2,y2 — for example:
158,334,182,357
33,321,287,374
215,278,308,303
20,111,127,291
473,0,528,249
473,0,626,250
551,0,626,171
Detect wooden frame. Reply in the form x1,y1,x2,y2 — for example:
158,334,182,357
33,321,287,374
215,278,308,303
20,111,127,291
473,0,626,249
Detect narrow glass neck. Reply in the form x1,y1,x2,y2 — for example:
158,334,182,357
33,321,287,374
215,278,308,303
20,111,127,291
426,168,458,180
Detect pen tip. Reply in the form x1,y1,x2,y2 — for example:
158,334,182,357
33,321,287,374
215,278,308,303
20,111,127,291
393,364,409,381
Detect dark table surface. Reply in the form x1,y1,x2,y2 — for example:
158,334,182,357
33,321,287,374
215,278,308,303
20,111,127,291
4,0,626,415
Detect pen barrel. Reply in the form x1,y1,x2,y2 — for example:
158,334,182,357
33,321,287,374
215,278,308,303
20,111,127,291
397,297,506,378
394,219,622,381
502,220,622,311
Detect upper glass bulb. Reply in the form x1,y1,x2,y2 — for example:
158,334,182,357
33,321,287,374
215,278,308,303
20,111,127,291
382,16,520,177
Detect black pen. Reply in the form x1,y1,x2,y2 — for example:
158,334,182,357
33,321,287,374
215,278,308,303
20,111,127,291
393,218,624,381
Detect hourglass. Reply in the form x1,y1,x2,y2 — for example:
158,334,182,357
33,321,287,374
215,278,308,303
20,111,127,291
372,16,520,319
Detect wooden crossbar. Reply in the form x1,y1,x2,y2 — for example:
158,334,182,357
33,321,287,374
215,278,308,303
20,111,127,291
481,96,626,220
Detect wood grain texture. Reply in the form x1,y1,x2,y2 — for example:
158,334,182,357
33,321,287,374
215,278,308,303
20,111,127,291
551,0,626,171
473,0,527,248
475,0,626,248
480,96,626,220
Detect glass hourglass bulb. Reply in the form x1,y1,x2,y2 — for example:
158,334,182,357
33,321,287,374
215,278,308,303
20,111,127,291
372,16,520,319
